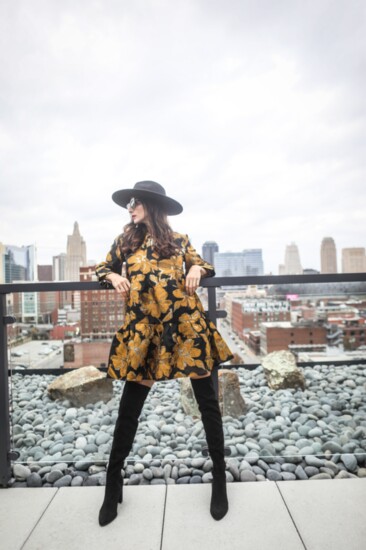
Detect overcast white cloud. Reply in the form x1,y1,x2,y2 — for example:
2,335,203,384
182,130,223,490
0,0,365,274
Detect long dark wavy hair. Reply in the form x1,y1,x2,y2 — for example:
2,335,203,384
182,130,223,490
120,200,180,258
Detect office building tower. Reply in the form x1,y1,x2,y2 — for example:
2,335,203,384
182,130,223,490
342,248,366,273
0,242,5,283
2,244,37,283
65,222,87,281
202,241,219,266
53,253,67,281
283,243,302,274
243,249,264,276
214,252,246,277
214,249,264,277
320,237,337,273
38,265,59,323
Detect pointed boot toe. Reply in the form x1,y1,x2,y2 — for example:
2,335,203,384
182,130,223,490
210,475,228,520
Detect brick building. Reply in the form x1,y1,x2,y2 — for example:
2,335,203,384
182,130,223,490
244,330,261,354
341,318,366,350
260,321,327,355
232,299,291,338
80,266,124,340
62,341,112,369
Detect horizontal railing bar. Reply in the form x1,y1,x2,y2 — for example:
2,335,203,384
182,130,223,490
1,272,366,294
204,272,366,286
7,358,366,377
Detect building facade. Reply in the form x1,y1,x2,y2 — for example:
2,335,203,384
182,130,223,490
65,222,87,281
80,266,124,339
202,241,219,266
243,249,264,276
320,237,337,273
232,299,291,338
38,265,60,323
282,243,302,274
53,253,67,281
342,248,366,273
214,249,264,277
260,321,327,354
2,244,37,283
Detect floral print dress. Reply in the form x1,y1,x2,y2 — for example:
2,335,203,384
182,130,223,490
95,232,233,381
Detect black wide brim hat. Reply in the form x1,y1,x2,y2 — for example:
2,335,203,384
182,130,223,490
112,180,183,216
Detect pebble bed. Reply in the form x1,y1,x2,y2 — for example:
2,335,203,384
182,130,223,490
9,364,366,488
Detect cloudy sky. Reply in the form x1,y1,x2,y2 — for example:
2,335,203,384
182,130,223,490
1,0,365,275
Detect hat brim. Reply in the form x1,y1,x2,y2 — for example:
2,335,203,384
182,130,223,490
112,189,183,215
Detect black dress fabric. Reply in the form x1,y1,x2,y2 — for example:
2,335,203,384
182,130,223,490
95,232,233,381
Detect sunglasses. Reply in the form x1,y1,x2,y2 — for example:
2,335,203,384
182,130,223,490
126,197,142,210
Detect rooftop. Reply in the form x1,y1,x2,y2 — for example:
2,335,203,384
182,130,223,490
1,479,365,549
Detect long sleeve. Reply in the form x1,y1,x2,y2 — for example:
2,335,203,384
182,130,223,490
95,234,125,285
183,234,215,278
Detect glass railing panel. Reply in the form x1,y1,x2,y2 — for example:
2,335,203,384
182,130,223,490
6,281,366,485
216,282,366,480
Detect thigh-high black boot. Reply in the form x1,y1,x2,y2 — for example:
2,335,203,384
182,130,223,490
99,381,151,526
190,375,228,521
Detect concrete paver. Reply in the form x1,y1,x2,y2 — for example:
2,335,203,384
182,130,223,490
161,482,305,550
0,487,57,550
277,479,366,550
1,480,366,550
22,485,166,550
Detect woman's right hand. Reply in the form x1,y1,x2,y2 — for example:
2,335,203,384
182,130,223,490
105,273,130,298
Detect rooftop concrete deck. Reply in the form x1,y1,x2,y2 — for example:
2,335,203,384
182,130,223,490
1,479,365,550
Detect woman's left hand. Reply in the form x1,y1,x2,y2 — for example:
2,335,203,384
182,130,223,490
185,265,206,296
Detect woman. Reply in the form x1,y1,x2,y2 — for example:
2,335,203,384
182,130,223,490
95,180,233,527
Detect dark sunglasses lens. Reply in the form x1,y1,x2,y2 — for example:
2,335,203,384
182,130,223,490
127,197,142,210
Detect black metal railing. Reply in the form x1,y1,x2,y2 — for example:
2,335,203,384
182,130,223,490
1,272,366,487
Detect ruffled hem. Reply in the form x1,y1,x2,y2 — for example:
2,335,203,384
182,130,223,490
106,320,233,381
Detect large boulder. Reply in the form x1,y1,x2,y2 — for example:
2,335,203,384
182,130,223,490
180,370,247,418
262,351,306,391
47,366,113,406
218,369,247,417
180,377,201,418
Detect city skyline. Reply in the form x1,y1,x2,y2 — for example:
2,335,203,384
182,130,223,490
2,228,365,279
0,2,365,274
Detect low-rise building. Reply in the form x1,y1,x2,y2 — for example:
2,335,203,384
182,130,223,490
232,299,291,338
80,266,124,340
260,321,327,355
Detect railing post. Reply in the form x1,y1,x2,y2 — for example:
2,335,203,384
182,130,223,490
0,294,11,487
206,286,220,397
206,286,218,326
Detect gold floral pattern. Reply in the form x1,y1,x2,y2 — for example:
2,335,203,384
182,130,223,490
95,232,233,380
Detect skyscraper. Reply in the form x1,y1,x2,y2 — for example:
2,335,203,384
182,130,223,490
65,222,87,281
53,253,67,281
243,249,264,276
283,243,302,274
320,237,337,273
202,241,219,266
2,244,37,283
342,248,366,273
214,252,246,277
214,249,264,277
0,242,5,283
